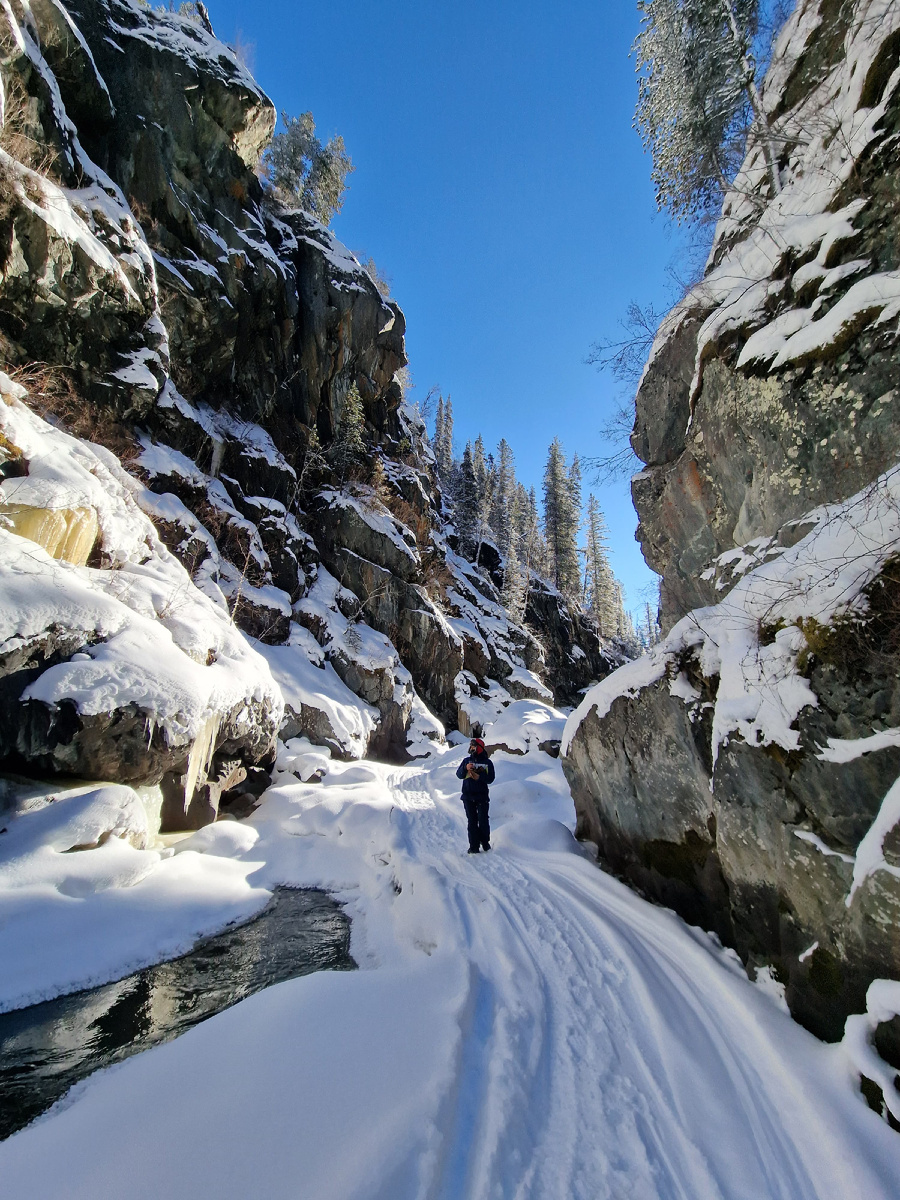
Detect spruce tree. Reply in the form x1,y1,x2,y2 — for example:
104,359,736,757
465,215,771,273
568,454,583,531
434,396,445,476
500,536,527,623
583,495,618,636
543,438,581,598
491,439,516,556
455,443,479,559
331,382,367,481
519,484,548,581
471,436,498,561
436,395,455,481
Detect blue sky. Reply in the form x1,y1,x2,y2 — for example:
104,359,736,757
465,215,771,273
207,0,688,614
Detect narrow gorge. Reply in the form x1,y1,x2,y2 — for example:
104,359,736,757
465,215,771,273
1,0,899,1190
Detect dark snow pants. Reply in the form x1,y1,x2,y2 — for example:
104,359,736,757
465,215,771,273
463,796,490,851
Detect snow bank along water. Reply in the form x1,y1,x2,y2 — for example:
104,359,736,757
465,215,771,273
0,886,352,1139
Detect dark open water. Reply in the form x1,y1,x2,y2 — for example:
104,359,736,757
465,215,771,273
0,888,354,1139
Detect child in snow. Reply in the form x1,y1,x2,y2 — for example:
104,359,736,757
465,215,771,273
456,737,495,854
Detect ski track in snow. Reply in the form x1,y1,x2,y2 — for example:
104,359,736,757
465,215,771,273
384,764,886,1200
1,748,897,1198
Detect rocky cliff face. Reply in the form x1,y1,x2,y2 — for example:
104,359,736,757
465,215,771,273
565,0,900,1066
0,0,617,831
633,0,900,630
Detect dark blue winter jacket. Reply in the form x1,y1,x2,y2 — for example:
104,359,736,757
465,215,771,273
456,753,495,800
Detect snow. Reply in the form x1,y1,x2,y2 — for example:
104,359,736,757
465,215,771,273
273,736,332,783
292,215,374,292
0,781,270,1012
565,463,900,768
455,670,514,734
257,634,378,759
505,664,554,702
743,271,900,370
1,746,897,1197
483,698,567,754
110,346,162,390
818,728,900,763
841,978,900,1123
0,386,281,747
563,652,667,754
320,487,420,569
847,775,900,905
793,830,855,865
105,0,266,107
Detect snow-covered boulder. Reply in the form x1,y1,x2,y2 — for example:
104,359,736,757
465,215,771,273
483,699,567,757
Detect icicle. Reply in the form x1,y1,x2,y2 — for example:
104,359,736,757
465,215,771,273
182,712,221,811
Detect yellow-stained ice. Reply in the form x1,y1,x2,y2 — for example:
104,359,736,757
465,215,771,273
0,503,99,565
182,712,221,810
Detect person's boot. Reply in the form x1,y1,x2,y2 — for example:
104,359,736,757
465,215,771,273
467,846,480,854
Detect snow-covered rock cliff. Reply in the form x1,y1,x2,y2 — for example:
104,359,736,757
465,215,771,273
565,0,900,1060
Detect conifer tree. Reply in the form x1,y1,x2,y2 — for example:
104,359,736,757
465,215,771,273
491,439,516,556
583,495,618,636
435,395,455,481
434,396,445,474
470,436,498,561
264,111,354,224
618,595,636,641
640,600,662,646
473,434,488,498
371,453,390,505
518,484,548,581
331,382,367,480
455,442,479,558
568,454,583,530
500,535,527,623
543,438,581,598
633,0,780,224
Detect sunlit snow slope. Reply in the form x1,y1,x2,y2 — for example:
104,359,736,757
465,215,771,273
1,747,898,1199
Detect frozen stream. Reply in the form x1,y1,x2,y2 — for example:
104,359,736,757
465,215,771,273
0,888,353,1139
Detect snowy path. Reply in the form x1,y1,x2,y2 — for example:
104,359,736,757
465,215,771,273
1,746,898,1198
381,763,895,1200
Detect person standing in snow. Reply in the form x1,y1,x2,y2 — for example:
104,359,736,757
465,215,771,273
456,737,495,854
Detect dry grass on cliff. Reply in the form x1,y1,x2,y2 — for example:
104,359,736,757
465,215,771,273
4,362,141,465
0,155,16,228
422,552,455,610
0,69,59,182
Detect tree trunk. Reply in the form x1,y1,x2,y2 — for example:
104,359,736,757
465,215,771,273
721,0,782,196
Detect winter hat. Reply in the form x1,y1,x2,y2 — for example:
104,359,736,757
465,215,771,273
470,737,486,752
